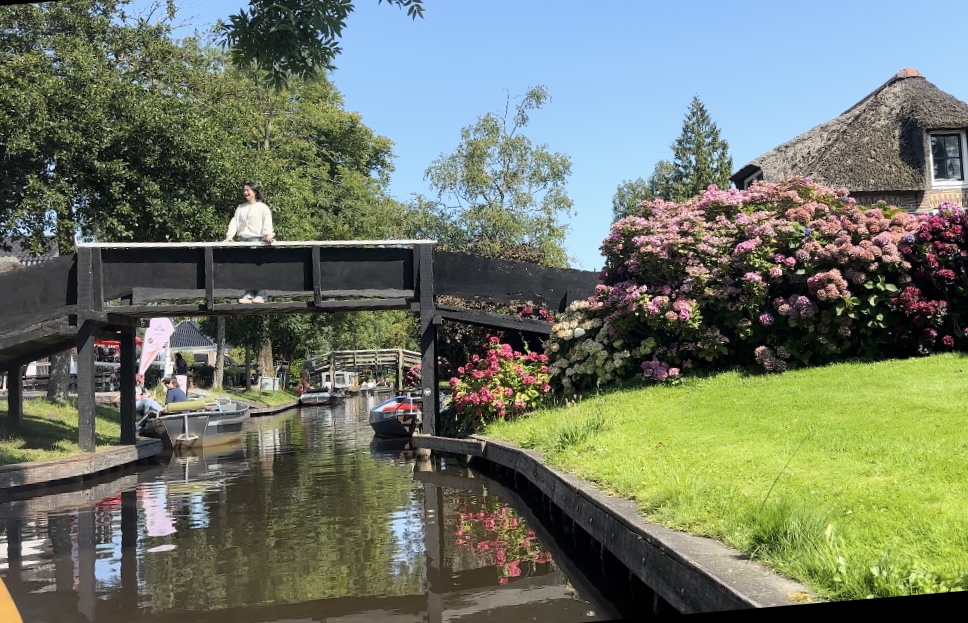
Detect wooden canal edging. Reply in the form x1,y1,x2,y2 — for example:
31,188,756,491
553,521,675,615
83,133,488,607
248,399,301,416
410,433,816,614
0,438,162,499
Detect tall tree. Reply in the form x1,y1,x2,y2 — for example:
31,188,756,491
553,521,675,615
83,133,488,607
410,85,573,268
219,0,425,90
612,178,653,222
0,0,240,400
1,0,415,394
651,97,732,202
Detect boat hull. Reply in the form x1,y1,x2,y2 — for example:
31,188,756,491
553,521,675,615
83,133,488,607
142,401,249,451
299,391,344,406
368,395,422,438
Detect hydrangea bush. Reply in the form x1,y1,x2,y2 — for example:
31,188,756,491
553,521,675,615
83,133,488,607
545,178,950,396
449,336,552,431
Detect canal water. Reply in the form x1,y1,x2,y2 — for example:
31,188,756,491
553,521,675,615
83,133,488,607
0,396,635,622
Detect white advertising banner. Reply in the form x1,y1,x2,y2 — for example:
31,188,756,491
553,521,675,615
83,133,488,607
138,318,175,377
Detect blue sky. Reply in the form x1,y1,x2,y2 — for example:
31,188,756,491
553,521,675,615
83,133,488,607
158,0,968,271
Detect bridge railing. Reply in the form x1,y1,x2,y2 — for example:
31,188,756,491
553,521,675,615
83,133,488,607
79,240,433,317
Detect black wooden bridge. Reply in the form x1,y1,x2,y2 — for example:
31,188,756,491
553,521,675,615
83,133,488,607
0,240,598,451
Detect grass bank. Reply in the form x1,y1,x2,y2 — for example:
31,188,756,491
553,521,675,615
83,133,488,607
226,388,300,406
484,353,968,601
0,399,122,466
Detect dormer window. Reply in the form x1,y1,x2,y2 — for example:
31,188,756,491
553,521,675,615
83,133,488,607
930,132,966,184
742,171,764,190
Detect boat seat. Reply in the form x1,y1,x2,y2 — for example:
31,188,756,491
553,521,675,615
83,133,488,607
164,399,210,413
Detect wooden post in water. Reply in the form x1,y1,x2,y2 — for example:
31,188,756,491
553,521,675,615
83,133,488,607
416,243,438,435
120,490,138,613
422,469,445,623
77,509,96,621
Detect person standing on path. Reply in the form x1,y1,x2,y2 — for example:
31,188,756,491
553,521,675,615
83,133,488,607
224,182,275,303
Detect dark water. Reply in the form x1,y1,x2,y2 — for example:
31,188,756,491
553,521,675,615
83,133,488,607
0,396,623,622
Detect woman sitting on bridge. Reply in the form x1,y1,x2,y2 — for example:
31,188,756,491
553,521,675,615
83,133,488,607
223,181,275,303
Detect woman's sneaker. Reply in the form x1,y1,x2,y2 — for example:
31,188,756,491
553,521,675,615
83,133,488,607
239,295,254,304
251,296,265,303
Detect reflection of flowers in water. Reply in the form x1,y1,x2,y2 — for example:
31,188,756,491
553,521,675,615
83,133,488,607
454,502,553,585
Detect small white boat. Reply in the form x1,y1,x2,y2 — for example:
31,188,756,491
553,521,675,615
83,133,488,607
140,398,250,451
299,389,345,406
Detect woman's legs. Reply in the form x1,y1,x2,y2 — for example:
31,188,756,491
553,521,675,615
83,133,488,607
238,237,268,303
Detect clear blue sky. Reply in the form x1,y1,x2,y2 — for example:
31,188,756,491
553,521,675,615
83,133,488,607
161,0,968,271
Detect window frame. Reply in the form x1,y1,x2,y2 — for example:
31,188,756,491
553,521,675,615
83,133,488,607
929,130,968,188
742,171,764,190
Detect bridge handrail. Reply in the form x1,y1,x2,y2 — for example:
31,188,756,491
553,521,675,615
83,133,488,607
76,240,436,248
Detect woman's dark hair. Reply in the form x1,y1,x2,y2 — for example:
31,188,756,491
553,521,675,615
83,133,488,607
243,182,263,202
175,353,183,360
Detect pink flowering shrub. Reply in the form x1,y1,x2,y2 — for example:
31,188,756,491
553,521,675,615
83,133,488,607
405,364,422,387
450,336,553,431
895,203,968,353
546,178,934,393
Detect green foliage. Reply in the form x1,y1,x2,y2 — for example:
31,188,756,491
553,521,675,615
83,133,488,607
219,0,425,90
408,86,573,267
0,0,230,253
611,177,655,222
650,97,732,202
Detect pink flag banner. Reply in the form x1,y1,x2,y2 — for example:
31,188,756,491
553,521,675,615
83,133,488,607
138,318,175,377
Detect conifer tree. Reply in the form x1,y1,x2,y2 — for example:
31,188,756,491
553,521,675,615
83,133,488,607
651,97,732,201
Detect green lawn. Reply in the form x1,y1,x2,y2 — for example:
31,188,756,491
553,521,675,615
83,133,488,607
227,388,300,406
0,398,123,465
484,353,968,601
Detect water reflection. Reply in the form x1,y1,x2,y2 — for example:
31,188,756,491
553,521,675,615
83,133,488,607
0,397,613,622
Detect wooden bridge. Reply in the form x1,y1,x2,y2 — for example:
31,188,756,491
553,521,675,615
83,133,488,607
0,240,599,451
304,348,422,390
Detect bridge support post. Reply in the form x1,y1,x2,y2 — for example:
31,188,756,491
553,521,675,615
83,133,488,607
119,325,137,444
6,364,23,426
416,243,439,436
76,321,97,452
75,245,98,452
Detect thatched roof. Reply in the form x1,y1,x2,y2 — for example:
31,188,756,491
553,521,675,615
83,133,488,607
730,69,968,192
0,238,58,266
0,256,22,275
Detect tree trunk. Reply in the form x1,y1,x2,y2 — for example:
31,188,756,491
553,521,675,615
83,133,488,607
46,351,70,403
244,345,251,392
257,336,273,389
49,208,77,403
213,316,225,390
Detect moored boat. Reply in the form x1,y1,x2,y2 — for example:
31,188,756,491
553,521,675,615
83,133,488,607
299,389,345,406
140,397,250,451
368,393,422,438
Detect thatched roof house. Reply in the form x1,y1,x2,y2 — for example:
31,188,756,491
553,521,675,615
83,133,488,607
730,69,968,211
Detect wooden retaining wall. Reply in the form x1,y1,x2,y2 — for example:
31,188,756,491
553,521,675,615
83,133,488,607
0,439,163,499
410,434,815,614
